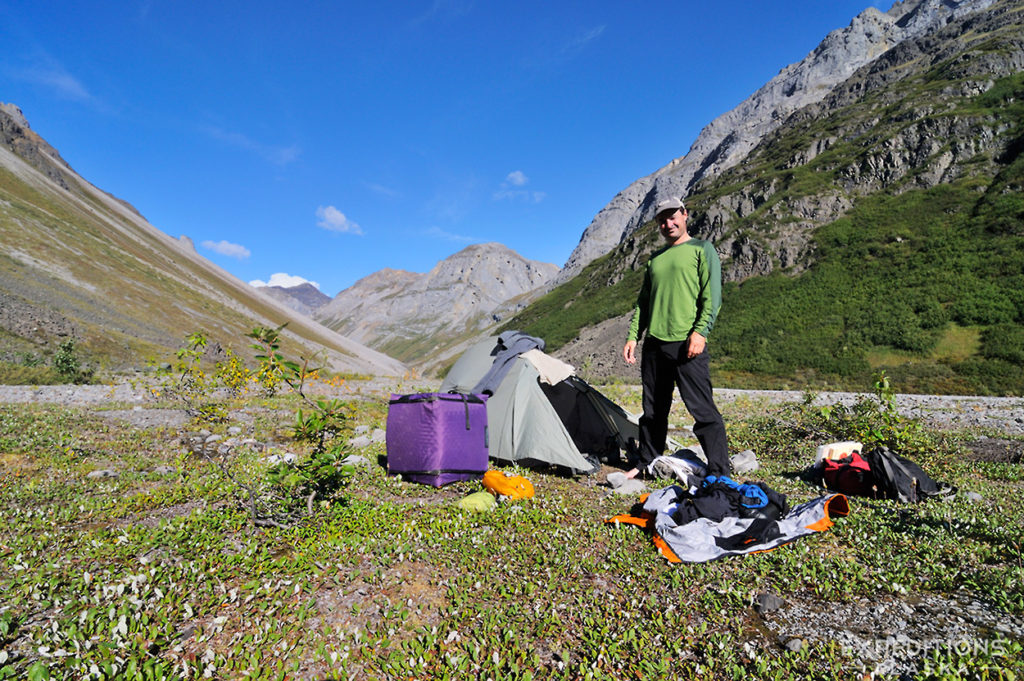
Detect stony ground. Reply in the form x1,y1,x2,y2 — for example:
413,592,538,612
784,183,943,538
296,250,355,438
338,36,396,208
3,380,1020,435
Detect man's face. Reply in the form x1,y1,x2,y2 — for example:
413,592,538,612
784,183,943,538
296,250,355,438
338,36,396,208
657,208,688,245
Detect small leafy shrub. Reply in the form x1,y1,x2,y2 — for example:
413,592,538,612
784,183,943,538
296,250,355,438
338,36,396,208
846,372,934,457
265,444,354,511
51,339,94,384
216,350,252,397
248,324,356,513
17,352,42,367
159,331,229,423
735,373,939,463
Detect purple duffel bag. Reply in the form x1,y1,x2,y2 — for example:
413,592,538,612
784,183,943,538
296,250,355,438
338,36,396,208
385,392,489,487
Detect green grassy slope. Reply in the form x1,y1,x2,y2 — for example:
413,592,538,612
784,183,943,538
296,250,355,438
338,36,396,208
0,142,403,377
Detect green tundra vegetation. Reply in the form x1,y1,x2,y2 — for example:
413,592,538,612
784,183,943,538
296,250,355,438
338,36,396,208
1,358,1021,679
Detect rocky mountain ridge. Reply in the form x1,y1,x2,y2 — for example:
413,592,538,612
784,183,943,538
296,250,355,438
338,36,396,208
555,0,998,283
315,243,557,367
0,103,406,377
696,0,1024,283
256,283,332,318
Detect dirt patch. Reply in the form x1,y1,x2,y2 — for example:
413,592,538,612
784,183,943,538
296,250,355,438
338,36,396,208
962,437,1024,464
97,407,189,430
552,314,635,384
313,560,450,637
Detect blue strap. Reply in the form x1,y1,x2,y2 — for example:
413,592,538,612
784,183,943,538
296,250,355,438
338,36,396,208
703,475,769,509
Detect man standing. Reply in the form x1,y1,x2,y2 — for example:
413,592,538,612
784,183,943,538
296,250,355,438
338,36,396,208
621,197,731,478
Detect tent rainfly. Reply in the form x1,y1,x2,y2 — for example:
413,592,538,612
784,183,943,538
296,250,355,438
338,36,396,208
440,334,639,474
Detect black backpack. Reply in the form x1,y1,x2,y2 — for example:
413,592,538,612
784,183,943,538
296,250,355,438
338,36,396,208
862,446,955,503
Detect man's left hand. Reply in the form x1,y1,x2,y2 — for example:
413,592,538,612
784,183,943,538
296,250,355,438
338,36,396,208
687,333,706,358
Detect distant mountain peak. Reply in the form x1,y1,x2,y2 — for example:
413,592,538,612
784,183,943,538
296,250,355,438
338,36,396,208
256,282,332,318
316,243,558,367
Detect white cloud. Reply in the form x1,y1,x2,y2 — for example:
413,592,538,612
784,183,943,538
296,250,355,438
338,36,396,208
407,0,473,28
30,68,92,102
425,226,475,243
250,273,320,289
6,56,96,105
316,205,363,234
365,182,401,198
561,25,605,57
506,170,528,187
201,125,300,165
494,171,544,203
201,239,251,259
494,189,546,202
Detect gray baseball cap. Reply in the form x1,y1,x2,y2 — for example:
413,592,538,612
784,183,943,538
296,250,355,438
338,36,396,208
654,197,686,216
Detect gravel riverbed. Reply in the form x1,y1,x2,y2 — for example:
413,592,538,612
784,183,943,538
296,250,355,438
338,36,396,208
1,382,1021,434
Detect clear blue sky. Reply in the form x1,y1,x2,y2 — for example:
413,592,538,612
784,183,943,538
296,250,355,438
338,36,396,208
2,0,883,296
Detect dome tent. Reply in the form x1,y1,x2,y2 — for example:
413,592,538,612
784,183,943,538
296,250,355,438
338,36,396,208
440,334,639,474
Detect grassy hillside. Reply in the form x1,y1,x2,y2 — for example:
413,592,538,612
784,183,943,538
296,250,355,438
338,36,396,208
0,129,404,378
503,19,1024,395
715,179,1024,394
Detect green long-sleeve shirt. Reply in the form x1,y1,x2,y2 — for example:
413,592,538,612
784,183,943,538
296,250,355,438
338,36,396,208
627,238,722,343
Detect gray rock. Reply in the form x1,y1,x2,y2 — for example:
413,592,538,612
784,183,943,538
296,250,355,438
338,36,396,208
731,449,760,474
152,465,176,475
606,472,628,488
755,592,785,614
349,435,372,449
612,479,647,496
370,428,386,443
87,469,119,479
265,452,297,465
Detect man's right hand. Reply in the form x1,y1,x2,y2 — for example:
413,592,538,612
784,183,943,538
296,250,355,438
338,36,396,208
622,340,637,365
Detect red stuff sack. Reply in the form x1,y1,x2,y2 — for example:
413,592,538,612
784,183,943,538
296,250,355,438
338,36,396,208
821,452,876,497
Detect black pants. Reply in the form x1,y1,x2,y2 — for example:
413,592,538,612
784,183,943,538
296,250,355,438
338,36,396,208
638,337,730,475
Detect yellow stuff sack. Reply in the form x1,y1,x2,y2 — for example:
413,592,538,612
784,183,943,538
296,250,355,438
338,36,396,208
457,490,497,512
482,470,535,500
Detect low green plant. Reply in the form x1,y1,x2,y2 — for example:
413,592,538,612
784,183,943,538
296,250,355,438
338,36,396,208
158,331,227,423
247,324,355,514
51,339,93,384
736,373,938,462
846,372,933,456
0,361,58,385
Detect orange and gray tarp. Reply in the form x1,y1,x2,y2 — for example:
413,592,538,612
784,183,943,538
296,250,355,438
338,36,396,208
607,489,849,563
